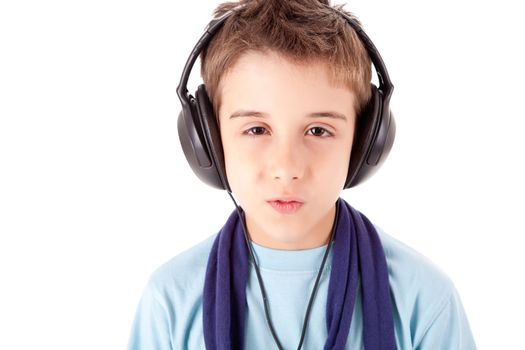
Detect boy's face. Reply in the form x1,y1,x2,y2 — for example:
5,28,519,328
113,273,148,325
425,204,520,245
218,50,356,250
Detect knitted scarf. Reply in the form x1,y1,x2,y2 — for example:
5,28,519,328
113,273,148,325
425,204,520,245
203,197,396,349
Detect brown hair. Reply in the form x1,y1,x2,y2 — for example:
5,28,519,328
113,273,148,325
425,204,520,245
200,0,372,120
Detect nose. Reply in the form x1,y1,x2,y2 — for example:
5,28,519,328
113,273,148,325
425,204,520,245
269,138,305,185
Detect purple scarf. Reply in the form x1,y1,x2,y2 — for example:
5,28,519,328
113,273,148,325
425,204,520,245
203,197,396,349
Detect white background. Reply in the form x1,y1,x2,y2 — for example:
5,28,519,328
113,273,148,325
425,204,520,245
1,0,524,348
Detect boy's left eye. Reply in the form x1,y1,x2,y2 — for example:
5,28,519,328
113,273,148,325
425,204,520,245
307,126,333,137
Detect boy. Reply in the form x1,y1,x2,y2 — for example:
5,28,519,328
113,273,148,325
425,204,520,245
128,0,477,349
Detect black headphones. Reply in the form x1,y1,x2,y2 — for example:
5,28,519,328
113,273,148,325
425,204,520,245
176,6,396,191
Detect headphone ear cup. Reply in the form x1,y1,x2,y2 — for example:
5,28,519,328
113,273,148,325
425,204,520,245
345,84,396,189
177,93,217,188
195,84,230,191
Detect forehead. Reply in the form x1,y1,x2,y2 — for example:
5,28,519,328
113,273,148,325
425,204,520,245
221,50,337,92
218,50,355,119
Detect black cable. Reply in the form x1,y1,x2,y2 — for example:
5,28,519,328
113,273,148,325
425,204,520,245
296,201,339,350
227,191,339,350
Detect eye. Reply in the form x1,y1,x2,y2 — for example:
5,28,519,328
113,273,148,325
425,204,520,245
307,126,333,137
242,126,333,137
244,126,269,136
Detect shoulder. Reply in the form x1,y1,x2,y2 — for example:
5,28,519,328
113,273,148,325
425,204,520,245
374,225,475,347
146,233,217,299
127,235,217,349
375,225,454,293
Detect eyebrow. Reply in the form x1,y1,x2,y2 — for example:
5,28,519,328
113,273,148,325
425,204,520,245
229,110,347,122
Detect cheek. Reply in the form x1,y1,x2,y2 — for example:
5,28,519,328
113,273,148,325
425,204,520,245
223,154,258,207
318,143,352,186
221,138,257,190
323,151,350,179
221,130,264,170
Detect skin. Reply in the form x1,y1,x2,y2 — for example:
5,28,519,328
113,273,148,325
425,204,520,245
218,50,356,250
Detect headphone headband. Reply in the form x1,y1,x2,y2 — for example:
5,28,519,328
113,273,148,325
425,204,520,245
177,7,393,109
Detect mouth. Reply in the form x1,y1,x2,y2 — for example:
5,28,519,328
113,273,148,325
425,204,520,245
266,199,304,214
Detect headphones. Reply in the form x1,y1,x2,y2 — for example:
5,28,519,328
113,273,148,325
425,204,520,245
176,5,396,191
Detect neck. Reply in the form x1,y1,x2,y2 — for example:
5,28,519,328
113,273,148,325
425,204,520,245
245,204,336,250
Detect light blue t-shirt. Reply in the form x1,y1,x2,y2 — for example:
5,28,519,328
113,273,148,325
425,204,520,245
127,226,477,349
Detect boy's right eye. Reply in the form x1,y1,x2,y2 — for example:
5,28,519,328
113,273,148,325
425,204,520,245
244,126,268,136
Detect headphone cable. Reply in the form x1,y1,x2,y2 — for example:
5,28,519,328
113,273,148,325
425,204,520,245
227,191,339,350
